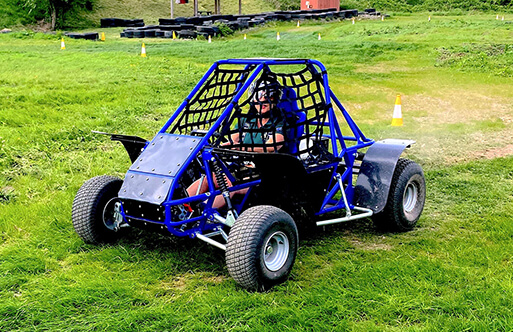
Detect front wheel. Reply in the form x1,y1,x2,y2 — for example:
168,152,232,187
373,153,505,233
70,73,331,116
372,158,426,232
72,175,123,244
226,205,298,291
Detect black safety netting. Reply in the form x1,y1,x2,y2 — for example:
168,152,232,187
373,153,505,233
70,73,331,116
169,66,254,136
169,64,337,165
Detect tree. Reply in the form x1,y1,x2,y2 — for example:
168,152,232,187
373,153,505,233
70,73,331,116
21,0,93,30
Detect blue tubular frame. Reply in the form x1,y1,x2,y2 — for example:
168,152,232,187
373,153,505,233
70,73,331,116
306,60,374,215
120,59,376,238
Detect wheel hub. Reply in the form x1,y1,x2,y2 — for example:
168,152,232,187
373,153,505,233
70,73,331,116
403,181,419,213
103,198,124,231
263,231,289,272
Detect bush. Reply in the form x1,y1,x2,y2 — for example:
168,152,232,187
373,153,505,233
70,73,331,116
214,23,234,37
0,0,96,29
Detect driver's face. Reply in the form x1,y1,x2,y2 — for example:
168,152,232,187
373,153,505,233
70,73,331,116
253,95,272,114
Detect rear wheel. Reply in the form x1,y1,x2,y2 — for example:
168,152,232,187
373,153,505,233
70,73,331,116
72,175,123,244
226,205,298,291
372,158,426,232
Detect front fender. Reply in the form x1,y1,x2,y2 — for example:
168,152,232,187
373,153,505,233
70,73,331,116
354,139,415,213
92,131,148,163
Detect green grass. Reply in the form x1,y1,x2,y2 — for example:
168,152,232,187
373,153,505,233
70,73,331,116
1,14,513,330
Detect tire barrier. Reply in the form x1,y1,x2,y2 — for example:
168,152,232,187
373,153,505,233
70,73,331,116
65,32,99,40
133,30,145,38
178,30,197,39
143,29,157,38
101,18,144,28
117,8,374,39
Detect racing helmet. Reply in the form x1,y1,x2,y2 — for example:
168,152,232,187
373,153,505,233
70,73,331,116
248,78,282,104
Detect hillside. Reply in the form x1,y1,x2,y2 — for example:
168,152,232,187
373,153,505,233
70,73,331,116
1,0,511,29
80,0,277,26
0,0,277,29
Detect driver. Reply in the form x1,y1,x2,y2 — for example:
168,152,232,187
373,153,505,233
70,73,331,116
228,79,285,152
187,79,285,208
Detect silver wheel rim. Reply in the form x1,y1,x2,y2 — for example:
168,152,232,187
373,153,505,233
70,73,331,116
403,181,419,213
264,231,289,272
103,198,121,231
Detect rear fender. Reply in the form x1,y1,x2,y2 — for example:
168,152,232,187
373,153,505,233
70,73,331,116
354,139,415,213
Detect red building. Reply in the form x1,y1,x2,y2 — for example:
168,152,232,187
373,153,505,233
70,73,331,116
301,0,340,10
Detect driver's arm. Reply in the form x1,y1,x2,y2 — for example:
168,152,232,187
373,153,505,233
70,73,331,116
220,132,240,147
250,133,285,153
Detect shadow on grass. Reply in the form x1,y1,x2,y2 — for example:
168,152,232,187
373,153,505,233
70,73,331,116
298,214,385,245
71,214,400,281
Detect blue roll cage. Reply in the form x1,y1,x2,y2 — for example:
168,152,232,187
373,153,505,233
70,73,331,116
118,59,375,239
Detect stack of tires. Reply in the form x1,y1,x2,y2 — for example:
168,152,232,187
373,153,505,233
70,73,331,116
196,25,220,38
120,24,221,39
117,8,376,39
65,32,99,40
101,18,144,28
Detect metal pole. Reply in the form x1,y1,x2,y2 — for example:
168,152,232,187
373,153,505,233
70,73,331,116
195,233,226,250
170,0,174,18
194,0,198,16
316,207,373,226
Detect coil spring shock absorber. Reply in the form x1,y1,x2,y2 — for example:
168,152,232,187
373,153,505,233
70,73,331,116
212,159,234,211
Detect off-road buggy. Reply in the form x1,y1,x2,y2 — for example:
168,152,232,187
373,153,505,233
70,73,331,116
72,59,426,291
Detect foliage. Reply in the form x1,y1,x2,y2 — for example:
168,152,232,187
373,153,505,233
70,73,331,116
0,0,33,27
0,0,95,29
214,22,234,36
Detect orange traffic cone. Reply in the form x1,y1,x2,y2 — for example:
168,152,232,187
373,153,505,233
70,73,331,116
318,33,321,40
208,35,212,43
277,32,280,41
60,38,65,50
101,32,105,41
172,31,177,40
243,33,247,40
391,95,403,126
141,43,147,57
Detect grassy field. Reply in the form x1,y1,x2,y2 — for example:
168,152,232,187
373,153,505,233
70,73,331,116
1,13,513,331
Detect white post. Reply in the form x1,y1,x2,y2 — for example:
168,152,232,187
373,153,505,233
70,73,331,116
171,0,174,18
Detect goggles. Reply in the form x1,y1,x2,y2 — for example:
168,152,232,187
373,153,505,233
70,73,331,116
252,89,268,102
